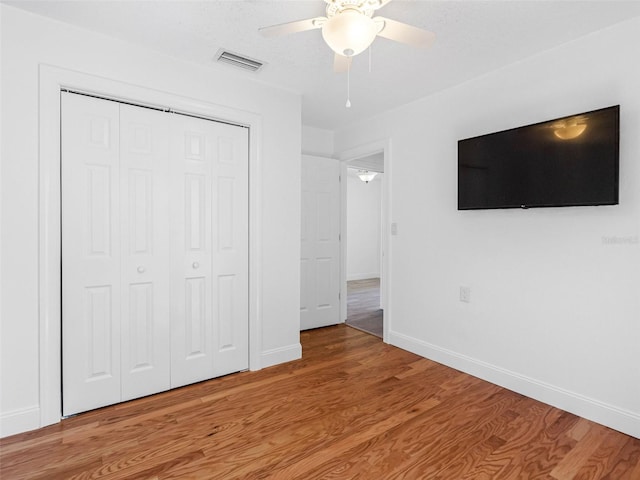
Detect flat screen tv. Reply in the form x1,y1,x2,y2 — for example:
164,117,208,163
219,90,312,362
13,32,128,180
458,105,619,210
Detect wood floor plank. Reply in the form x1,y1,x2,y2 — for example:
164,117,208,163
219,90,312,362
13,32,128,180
569,417,594,441
550,422,610,479
628,452,640,480
380,398,520,479
1,324,638,480
572,428,636,480
463,407,575,479
288,381,519,479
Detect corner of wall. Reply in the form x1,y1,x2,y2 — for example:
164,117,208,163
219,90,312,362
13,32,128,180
259,343,302,370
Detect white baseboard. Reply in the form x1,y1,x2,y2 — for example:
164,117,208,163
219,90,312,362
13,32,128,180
259,343,302,370
0,405,40,438
347,273,380,281
389,331,640,439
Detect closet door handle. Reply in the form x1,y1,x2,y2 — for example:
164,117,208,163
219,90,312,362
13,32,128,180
137,266,146,274
192,262,200,269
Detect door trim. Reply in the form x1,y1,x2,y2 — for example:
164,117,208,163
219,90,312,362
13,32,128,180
39,65,263,427
338,139,392,343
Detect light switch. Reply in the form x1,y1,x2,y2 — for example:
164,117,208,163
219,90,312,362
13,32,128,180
460,286,471,303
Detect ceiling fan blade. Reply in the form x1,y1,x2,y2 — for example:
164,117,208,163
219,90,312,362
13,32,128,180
333,53,353,73
259,17,326,38
373,17,436,48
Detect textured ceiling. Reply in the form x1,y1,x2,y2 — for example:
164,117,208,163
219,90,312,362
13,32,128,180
7,0,640,130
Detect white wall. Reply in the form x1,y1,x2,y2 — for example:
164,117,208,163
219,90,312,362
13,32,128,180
335,17,640,438
346,169,382,281
302,125,335,157
0,5,301,437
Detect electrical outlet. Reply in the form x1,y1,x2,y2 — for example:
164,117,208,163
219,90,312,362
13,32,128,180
460,286,471,303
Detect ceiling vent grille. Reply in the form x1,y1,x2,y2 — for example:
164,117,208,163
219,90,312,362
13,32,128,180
216,49,264,72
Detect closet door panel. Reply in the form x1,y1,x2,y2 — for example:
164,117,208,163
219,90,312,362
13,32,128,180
211,124,249,376
62,92,122,416
119,105,171,401
170,116,214,388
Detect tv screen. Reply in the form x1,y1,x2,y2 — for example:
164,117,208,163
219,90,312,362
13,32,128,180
458,105,619,210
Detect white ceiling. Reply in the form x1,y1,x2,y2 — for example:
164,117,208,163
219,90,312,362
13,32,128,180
7,0,640,130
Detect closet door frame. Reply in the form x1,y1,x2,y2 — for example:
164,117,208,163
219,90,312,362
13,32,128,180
38,65,263,428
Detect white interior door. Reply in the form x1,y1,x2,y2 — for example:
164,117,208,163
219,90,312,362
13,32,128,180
300,155,341,330
62,92,249,415
62,93,122,415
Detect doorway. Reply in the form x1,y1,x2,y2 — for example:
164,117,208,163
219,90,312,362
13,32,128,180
344,154,384,338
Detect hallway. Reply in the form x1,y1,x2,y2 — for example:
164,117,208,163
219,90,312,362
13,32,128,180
346,278,383,338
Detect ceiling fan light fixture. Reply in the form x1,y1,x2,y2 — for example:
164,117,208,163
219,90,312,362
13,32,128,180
321,9,378,57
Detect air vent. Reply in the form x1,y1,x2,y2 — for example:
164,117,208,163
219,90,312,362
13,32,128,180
215,49,264,72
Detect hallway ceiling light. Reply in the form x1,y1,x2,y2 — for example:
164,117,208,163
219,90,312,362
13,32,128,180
357,170,378,183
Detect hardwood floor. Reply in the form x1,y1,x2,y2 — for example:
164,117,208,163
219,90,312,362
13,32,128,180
346,278,383,338
1,325,639,479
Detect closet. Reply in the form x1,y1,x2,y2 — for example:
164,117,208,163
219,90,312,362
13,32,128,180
61,92,248,416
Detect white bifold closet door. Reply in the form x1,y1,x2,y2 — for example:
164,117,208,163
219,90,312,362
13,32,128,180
62,92,248,416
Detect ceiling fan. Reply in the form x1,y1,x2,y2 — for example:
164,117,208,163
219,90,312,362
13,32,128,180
259,0,436,72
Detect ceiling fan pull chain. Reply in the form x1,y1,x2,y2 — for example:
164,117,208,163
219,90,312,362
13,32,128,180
346,60,352,108
369,45,372,73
